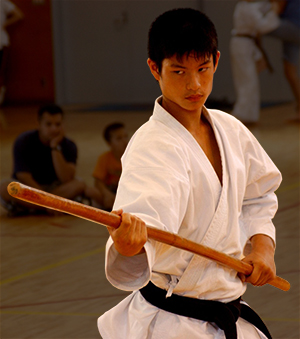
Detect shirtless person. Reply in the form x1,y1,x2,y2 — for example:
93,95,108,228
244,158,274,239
98,8,281,339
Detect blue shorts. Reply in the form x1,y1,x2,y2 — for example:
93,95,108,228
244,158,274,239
268,19,300,65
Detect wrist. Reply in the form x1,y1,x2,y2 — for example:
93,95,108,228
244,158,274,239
251,234,275,253
51,145,62,152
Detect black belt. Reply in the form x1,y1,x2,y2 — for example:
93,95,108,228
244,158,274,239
140,281,272,339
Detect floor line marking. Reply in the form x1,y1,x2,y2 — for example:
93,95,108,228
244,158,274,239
48,222,71,229
0,246,105,286
0,293,129,309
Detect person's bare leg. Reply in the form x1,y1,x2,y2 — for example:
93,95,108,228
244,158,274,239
84,186,104,207
284,60,300,121
50,179,86,200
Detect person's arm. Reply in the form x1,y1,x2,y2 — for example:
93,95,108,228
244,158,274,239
50,131,76,183
104,132,190,290
239,234,276,286
252,2,280,35
92,153,117,209
239,128,282,287
51,149,76,183
3,3,24,29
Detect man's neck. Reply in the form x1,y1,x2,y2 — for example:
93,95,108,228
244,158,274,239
160,97,204,133
38,132,50,146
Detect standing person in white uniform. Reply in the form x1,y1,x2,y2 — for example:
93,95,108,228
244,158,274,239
98,8,281,339
230,0,280,124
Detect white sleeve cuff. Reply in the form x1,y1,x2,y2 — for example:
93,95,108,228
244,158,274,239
105,237,154,291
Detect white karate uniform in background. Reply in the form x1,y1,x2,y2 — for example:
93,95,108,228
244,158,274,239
98,98,282,338
230,1,280,123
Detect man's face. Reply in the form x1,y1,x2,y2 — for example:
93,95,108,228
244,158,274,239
109,127,129,155
148,52,220,116
38,112,63,144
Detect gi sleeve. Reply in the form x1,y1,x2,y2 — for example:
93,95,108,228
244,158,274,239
241,130,282,254
105,127,190,290
254,4,280,34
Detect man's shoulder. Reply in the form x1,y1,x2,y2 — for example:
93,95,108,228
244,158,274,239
62,136,77,149
15,130,38,144
132,118,181,148
206,108,245,129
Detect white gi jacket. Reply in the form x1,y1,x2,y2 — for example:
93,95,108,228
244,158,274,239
98,98,282,339
230,1,280,123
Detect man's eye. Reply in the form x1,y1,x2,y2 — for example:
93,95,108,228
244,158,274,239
174,70,184,75
199,67,208,72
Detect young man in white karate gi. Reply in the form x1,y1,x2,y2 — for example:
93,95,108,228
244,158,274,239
98,8,281,339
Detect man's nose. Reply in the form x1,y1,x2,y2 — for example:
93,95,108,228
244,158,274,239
50,125,59,133
186,74,201,91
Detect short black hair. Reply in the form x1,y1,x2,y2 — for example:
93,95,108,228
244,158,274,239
103,122,125,143
148,8,218,72
38,104,63,120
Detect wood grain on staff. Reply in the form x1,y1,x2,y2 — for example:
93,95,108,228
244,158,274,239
7,181,290,292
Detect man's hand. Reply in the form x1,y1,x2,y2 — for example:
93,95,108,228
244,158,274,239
108,210,147,257
50,128,65,149
239,234,276,286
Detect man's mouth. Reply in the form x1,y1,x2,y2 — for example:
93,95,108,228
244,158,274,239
185,94,202,102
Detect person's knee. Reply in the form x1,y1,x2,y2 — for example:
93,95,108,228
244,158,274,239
84,186,93,197
0,179,13,201
72,179,86,195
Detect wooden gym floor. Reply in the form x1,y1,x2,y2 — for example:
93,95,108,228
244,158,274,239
0,103,299,339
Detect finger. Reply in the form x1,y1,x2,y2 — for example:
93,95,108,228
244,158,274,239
244,266,260,285
244,266,269,286
238,273,246,283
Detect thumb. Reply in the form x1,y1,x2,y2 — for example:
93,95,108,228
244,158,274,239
111,209,123,216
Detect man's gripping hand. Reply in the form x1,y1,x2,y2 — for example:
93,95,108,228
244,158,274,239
108,209,147,257
50,127,65,149
239,234,276,286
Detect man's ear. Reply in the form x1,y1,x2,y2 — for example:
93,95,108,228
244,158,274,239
213,51,221,73
147,58,160,81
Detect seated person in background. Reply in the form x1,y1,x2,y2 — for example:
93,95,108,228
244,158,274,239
85,122,128,211
0,104,86,216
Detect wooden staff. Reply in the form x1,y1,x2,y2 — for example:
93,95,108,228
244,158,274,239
7,182,290,292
